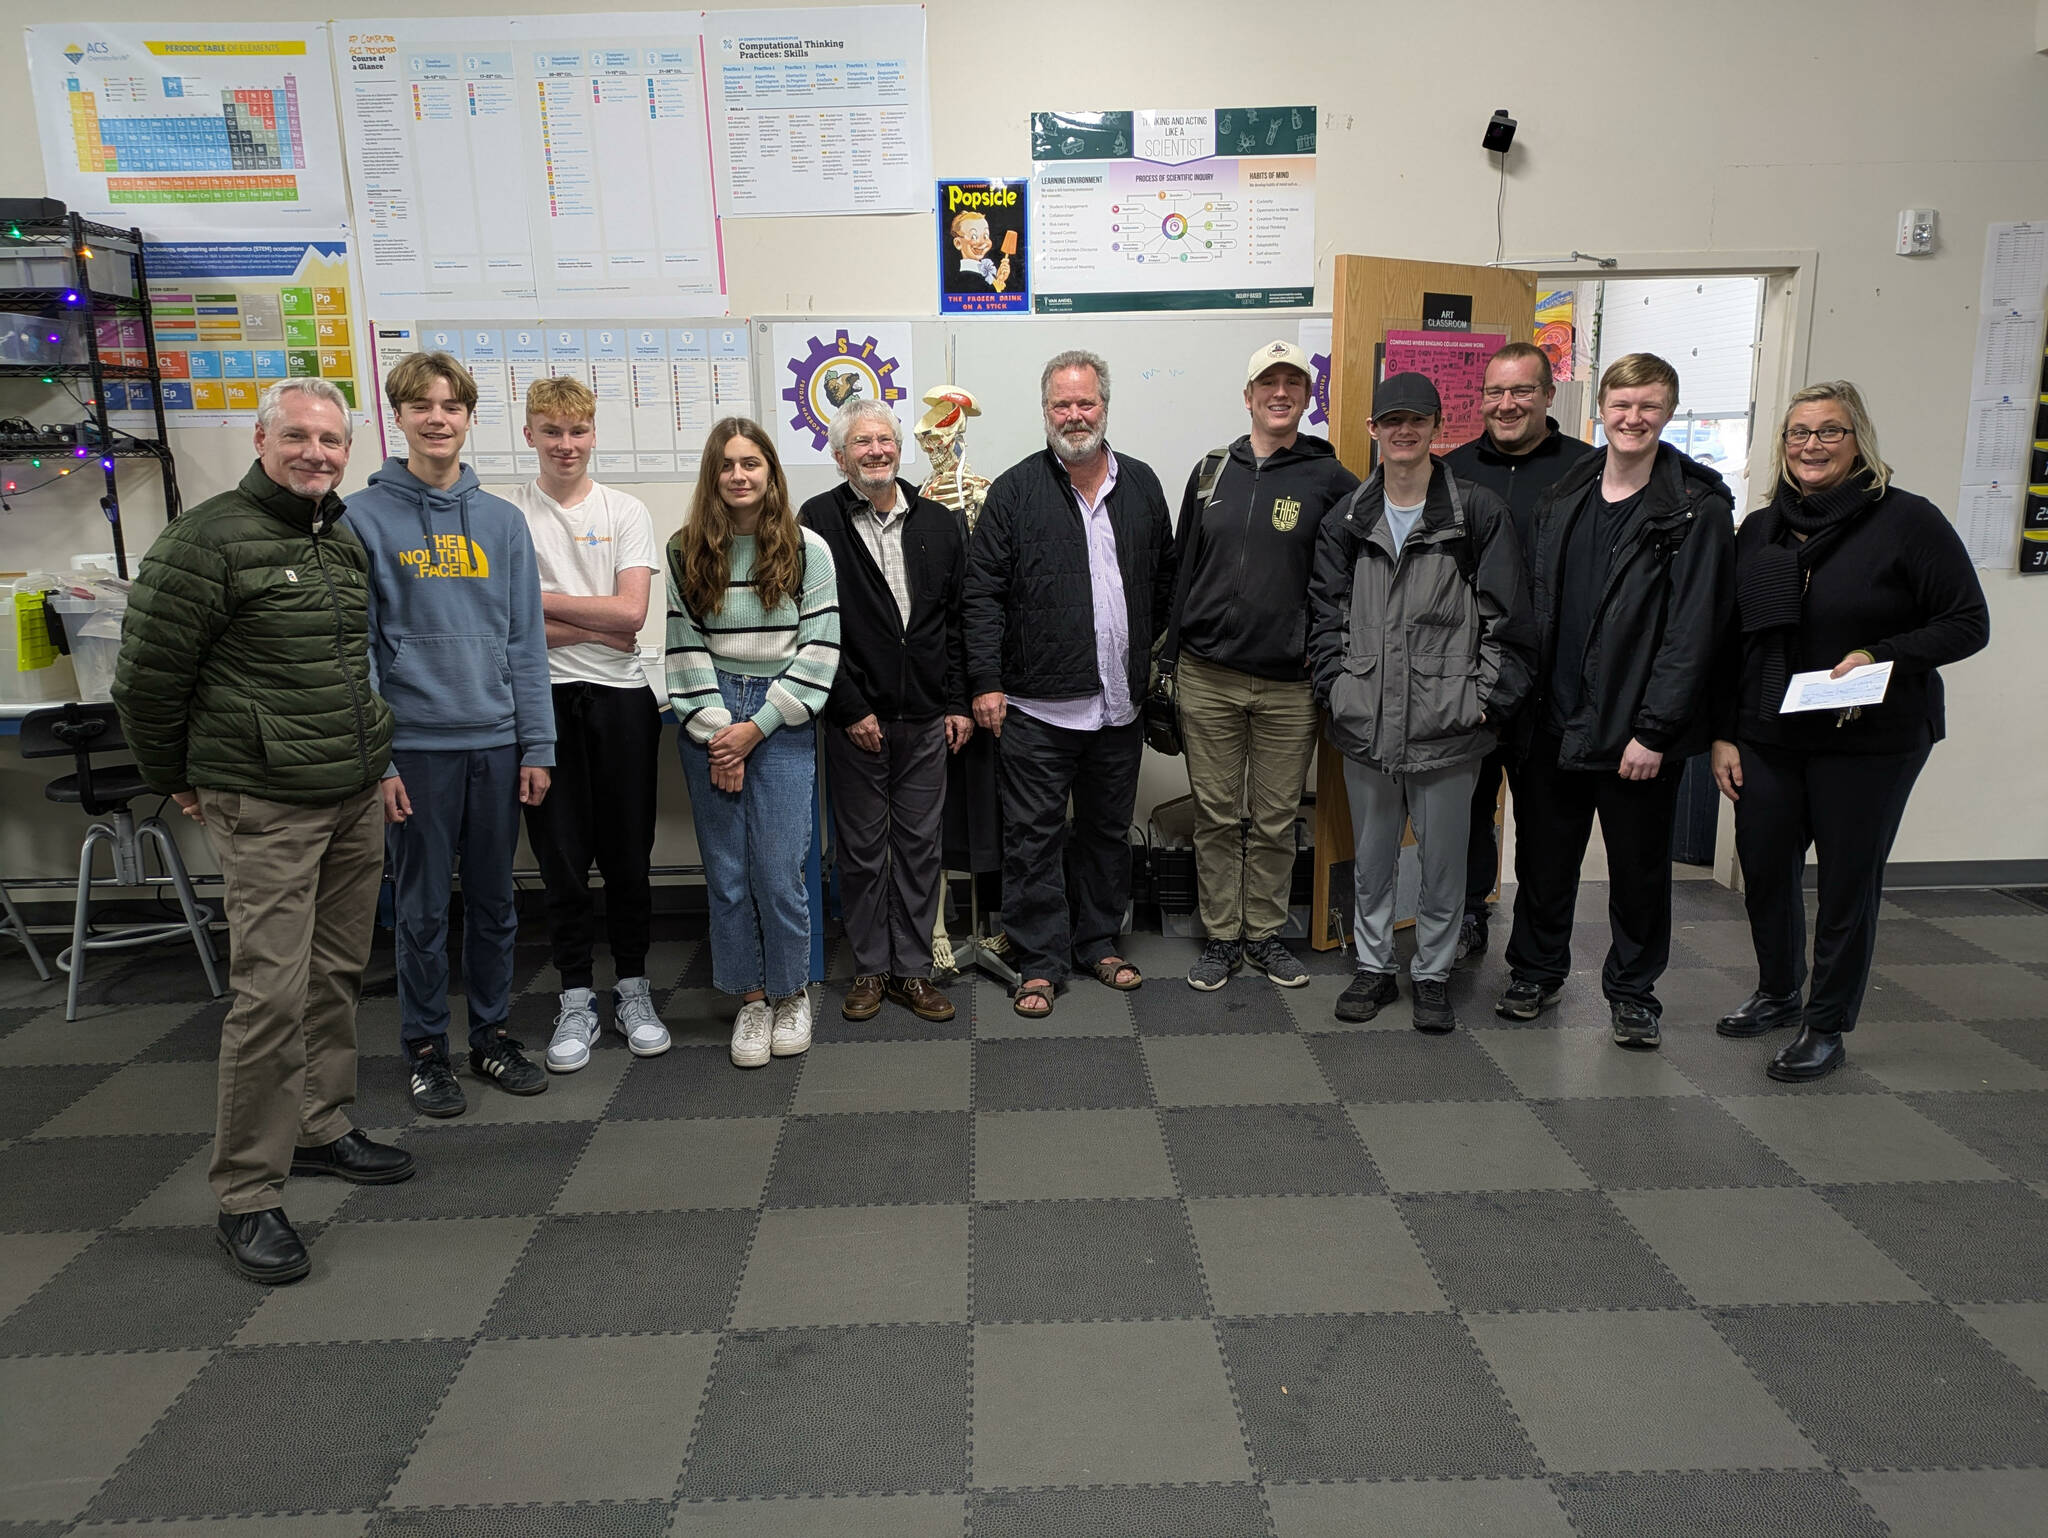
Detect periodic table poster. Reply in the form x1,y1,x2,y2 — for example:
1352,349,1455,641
24,24,350,235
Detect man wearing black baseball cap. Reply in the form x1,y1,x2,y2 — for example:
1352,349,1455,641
1307,373,1532,1032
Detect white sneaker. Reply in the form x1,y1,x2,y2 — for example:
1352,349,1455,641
770,987,812,1057
730,999,774,1068
612,976,671,1057
546,988,600,1073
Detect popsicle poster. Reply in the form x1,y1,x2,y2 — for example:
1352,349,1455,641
938,178,1029,314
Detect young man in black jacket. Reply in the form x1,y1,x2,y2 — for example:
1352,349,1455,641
1498,352,1735,1049
962,350,1176,1018
803,399,971,1024
1443,342,1593,963
1173,340,1360,991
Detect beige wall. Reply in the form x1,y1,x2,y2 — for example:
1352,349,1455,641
3,0,2047,883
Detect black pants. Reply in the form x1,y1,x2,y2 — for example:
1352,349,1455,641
824,715,948,977
997,710,1142,988
1505,732,1684,1010
522,681,662,991
1733,738,1930,1033
1465,743,1509,917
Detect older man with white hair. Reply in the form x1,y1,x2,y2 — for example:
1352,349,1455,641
962,350,1176,1019
113,377,412,1285
800,399,972,1023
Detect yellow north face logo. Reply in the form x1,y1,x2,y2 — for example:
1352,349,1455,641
1272,496,1302,532
398,535,491,579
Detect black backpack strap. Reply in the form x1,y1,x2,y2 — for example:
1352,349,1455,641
1160,447,1232,671
1442,468,1479,590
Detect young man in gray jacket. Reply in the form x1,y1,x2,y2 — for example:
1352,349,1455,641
1308,373,1532,1031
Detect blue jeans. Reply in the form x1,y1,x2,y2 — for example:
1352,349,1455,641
678,671,816,999
388,745,521,1052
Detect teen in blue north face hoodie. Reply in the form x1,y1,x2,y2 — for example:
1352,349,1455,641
353,455,556,761
349,352,557,1115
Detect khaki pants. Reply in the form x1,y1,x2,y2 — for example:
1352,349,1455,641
1176,654,1320,941
197,786,383,1214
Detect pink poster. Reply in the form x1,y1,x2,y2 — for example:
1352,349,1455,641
1382,329,1507,454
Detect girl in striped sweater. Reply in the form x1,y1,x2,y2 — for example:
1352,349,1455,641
666,418,841,1068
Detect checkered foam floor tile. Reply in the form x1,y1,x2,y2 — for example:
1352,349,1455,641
1,883,2045,1536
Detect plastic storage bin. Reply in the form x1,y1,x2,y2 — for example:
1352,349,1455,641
0,579,79,704
49,588,129,704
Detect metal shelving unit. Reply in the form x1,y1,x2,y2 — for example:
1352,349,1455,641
0,212,181,577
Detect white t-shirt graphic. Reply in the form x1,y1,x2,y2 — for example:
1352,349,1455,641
508,479,661,690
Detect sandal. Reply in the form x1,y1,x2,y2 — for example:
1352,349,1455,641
1090,956,1143,991
1013,981,1055,1017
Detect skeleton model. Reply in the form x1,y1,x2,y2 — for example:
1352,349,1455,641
915,385,992,532
914,385,1010,976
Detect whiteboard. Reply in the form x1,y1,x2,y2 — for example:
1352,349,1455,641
751,312,1338,515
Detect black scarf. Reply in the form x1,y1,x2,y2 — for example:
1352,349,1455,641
1735,477,1882,718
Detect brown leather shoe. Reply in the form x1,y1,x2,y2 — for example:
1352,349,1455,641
887,975,956,1022
842,974,886,1021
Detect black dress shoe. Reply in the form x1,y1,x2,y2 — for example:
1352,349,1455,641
1717,989,1803,1039
216,1209,310,1285
291,1129,416,1185
1767,1025,1846,1083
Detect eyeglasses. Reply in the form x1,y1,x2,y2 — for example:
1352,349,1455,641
1480,384,1542,402
1784,425,1853,446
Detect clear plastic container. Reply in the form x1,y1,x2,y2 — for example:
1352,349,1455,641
69,609,124,703
49,587,128,704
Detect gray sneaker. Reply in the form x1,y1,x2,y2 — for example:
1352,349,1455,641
546,988,601,1073
1611,1000,1662,1049
1244,937,1309,988
612,976,672,1057
1186,938,1243,991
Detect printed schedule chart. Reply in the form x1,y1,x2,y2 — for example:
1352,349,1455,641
340,15,724,318
374,322,753,479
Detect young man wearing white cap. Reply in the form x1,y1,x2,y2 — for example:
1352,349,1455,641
1170,340,1361,990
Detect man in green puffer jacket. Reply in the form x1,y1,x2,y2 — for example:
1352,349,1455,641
113,377,415,1287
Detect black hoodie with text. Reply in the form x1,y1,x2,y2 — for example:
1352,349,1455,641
1168,433,1361,681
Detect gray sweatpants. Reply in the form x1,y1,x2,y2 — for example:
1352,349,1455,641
1343,757,1481,983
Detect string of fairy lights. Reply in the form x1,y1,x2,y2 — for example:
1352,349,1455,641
0,222,131,509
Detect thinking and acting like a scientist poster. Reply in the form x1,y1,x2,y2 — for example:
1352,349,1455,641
937,179,1028,314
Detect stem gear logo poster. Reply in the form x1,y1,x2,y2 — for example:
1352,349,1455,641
938,179,1028,314
773,323,914,465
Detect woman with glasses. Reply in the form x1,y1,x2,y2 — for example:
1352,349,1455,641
1709,382,1987,1081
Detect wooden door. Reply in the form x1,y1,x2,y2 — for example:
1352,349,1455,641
1310,255,1538,950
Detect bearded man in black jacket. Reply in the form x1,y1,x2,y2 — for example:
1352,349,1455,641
962,350,1175,1019
1496,352,1735,1051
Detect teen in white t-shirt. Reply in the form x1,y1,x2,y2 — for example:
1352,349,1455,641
513,478,662,690
509,378,670,1072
